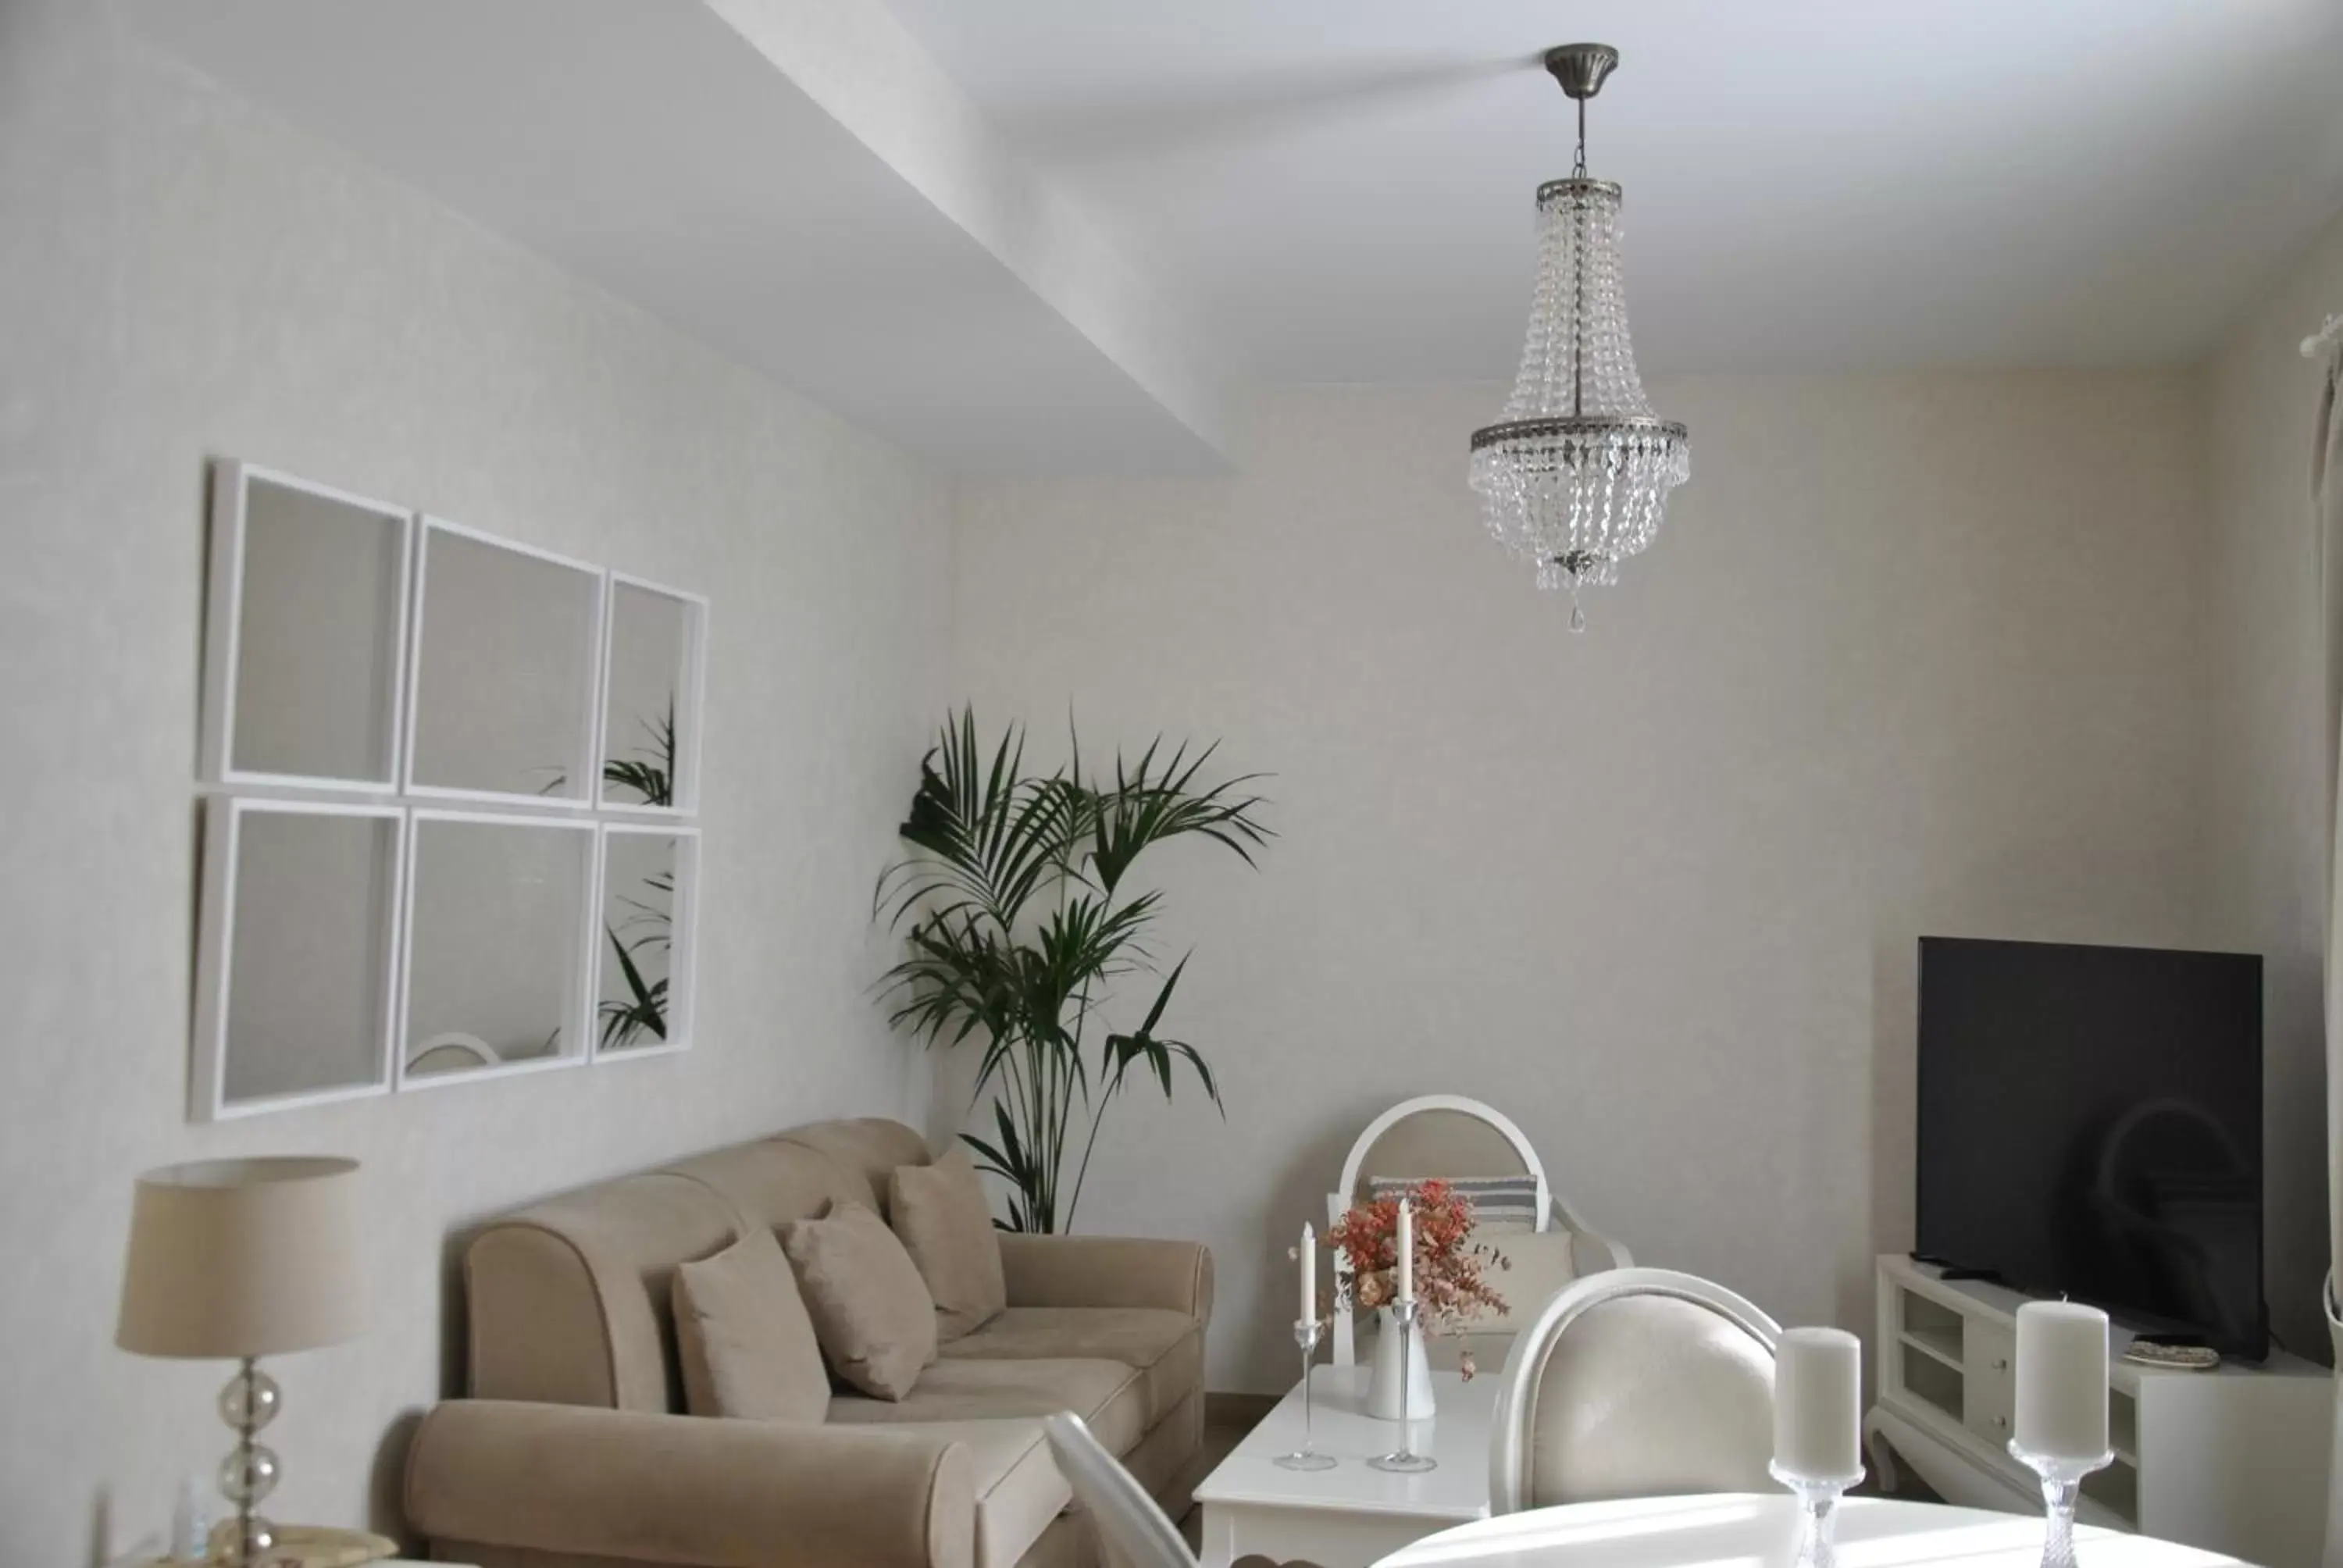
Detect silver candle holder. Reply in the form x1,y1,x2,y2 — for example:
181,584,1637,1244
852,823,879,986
1368,1298,1437,1474
1768,1460,1863,1568
1273,1317,1337,1471
2009,1441,2113,1568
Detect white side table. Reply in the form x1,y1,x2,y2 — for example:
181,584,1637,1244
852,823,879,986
1193,1366,1496,1568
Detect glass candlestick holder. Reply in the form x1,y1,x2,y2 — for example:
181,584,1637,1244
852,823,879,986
2008,1442,2113,1568
1368,1299,1437,1474
1273,1317,1337,1471
1768,1461,1863,1568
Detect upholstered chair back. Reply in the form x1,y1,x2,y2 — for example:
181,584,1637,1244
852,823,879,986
1043,1412,1197,1568
463,1117,935,1415
1350,1107,1528,1201
1489,1268,1781,1513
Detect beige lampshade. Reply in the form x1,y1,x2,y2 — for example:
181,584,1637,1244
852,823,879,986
116,1156,367,1359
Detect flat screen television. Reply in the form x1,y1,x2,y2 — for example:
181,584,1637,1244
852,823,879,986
1916,936,2266,1360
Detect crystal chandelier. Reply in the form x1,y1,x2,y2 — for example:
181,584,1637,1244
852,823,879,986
1470,44,1688,631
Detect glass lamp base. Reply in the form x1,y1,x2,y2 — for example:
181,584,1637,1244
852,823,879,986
1368,1450,1438,1474
1273,1449,1339,1472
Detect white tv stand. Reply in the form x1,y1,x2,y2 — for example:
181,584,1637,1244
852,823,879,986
1866,1253,2331,1568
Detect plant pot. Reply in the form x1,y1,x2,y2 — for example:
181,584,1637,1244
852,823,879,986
1367,1306,1437,1421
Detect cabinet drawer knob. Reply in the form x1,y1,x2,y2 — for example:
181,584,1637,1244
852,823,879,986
1992,1415,2009,1430
1992,1357,2009,1370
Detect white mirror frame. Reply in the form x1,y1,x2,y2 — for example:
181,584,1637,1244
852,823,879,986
597,572,709,817
200,460,414,792
394,807,599,1092
191,795,405,1122
193,459,709,1118
402,515,608,811
591,822,701,1062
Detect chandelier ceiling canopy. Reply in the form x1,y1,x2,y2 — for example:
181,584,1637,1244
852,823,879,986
1469,44,1689,631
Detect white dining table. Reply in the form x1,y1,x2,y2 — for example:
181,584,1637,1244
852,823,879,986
1371,1492,2248,1567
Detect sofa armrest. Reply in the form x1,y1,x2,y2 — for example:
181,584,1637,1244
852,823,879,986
997,1234,1213,1320
405,1400,975,1568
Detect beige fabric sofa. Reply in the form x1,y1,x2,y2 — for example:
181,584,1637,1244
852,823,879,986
405,1117,1211,1568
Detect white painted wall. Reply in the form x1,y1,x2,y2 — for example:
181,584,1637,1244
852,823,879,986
0,4,950,1563
2202,208,2343,1362
947,374,2232,1391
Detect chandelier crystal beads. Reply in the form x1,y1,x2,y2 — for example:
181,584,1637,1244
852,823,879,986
1469,45,1687,630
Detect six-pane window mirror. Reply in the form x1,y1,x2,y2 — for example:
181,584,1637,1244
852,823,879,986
194,458,705,1120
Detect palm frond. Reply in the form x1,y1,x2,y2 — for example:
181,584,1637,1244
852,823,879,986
870,707,1268,1231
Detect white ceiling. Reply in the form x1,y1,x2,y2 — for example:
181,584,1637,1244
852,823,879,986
124,0,1229,472
130,1,2343,472
886,0,2343,380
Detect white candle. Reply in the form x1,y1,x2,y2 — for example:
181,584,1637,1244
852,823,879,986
1395,1197,1414,1302
1772,1327,1862,1481
2014,1301,2109,1460
1299,1222,1316,1323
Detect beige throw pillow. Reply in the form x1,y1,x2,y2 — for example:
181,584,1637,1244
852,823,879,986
671,1228,829,1423
888,1146,1007,1341
779,1200,938,1400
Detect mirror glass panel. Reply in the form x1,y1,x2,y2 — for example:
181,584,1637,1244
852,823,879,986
222,808,397,1104
404,817,589,1078
411,527,601,799
231,477,405,782
600,583,695,809
596,831,686,1053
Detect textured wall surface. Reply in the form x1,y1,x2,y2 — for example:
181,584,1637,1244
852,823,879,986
948,374,2226,1391
2203,208,2343,1360
0,5,950,1562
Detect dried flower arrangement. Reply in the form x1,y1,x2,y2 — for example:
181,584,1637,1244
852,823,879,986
1325,1178,1508,1335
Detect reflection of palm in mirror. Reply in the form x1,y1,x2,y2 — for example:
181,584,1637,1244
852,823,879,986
600,833,677,1050
533,693,675,806
604,696,676,807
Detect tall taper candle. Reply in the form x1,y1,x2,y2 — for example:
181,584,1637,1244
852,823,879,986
1395,1197,1414,1301
1299,1222,1316,1321
1772,1327,1863,1481
2013,1301,2109,1460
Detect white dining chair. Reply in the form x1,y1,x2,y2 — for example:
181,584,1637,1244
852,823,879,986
1488,1267,1781,1515
1044,1411,1198,1568
1326,1094,1632,1370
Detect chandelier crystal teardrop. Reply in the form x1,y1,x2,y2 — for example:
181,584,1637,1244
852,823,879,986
1469,44,1688,632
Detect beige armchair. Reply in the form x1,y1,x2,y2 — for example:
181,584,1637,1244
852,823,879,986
1487,1267,1780,1514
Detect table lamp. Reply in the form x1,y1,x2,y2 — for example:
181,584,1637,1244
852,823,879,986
116,1156,367,1566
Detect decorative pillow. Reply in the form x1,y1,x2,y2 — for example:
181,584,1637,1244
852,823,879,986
671,1228,829,1423
888,1146,1007,1341
779,1200,938,1400
1369,1174,1542,1232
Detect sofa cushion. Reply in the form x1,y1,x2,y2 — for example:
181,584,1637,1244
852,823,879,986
865,1420,1065,1568
781,1202,938,1400
889,1147,1007,1342
829,1356,1149,1458
939,1306,1200,1426
671,1228,829,1423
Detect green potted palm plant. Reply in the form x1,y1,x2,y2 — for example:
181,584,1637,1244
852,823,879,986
876,707,1270,1231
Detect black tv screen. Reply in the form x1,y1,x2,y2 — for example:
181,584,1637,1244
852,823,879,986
1916,937,2266,1360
